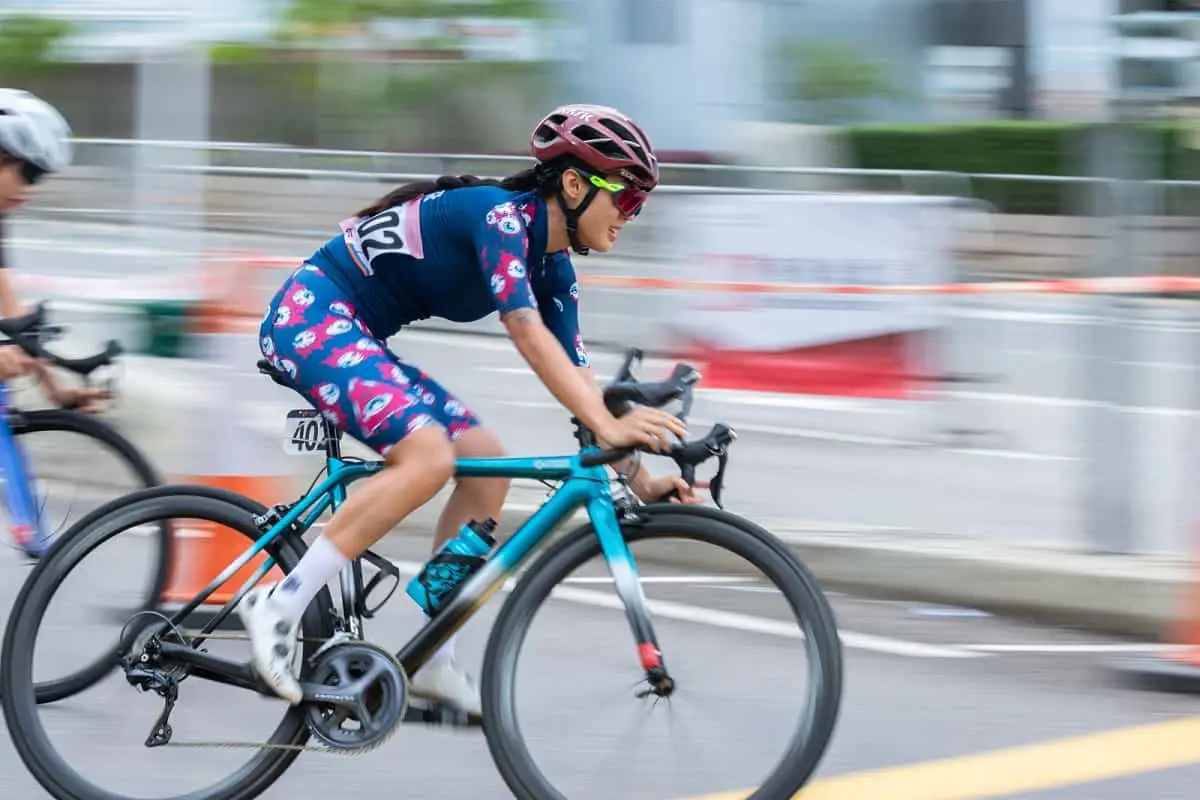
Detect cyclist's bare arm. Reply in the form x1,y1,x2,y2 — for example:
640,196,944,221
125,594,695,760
0,241,105,407
0,230,35,378
0,264,24,319
503,307,616,438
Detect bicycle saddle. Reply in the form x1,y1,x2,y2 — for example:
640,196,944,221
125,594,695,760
257,358,291,388
603,363,701,417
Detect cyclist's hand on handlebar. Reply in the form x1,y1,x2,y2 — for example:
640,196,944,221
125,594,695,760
49,384,111,414
598,406,687,453
638,474,709,505
0,347,36,380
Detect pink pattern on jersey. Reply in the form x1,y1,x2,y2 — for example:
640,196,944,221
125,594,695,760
292,314,351,357
328,300,356,318
489,252,528,306
347,378,413,437
519,201,536,226
447,418,474,440
322,343,370,370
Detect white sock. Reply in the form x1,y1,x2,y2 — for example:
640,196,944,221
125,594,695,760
426,617,457,668
268,535,349,621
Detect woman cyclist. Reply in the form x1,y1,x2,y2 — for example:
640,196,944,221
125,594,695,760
242,104,705,718
0,89,107,409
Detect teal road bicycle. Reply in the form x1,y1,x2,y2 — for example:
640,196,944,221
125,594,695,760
0,346,844,800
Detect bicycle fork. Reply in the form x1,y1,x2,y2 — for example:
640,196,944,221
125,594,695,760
0,388,47,557
588,493,673,697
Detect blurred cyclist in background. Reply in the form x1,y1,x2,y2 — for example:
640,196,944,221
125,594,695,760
243,103,706,718
0,87,107,412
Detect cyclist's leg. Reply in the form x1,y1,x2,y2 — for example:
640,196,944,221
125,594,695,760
377,358,507,708
243,264,457,704
383,358,511,553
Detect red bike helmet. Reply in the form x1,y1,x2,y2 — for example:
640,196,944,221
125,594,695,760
530,103,659,255
531,103,659,191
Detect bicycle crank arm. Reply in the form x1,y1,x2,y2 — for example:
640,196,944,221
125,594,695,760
157,642,270,696
402,697,482,728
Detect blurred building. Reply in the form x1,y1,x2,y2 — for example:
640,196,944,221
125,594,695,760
0,0,276,58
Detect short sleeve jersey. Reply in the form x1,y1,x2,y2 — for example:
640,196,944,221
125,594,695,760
308,186,588,367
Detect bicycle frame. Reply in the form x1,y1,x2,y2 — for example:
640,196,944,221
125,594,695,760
156,427,665,695
0,383,48,556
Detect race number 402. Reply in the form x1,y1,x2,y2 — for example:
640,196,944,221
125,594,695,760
283,409,328,456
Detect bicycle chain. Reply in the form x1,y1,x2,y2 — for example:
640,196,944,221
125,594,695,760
137,630,404,756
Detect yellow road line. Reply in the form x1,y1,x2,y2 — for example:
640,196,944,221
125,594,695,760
686,715,1200,800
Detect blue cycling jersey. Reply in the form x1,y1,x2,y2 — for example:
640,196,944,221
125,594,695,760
307,185,589,367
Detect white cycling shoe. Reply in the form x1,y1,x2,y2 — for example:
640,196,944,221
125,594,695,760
410,660,482,719
238,586,304,705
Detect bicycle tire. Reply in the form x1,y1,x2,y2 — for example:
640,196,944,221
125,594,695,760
0,409,165,704
480,504,844,800
1,491,336,800
18,484,265,705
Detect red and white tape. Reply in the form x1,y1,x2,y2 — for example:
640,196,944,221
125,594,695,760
12,252,1200,301
577,274,1200,295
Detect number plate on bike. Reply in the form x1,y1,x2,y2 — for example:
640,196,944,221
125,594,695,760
283,409,329,455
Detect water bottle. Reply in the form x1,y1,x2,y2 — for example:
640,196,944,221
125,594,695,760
406,518,497,617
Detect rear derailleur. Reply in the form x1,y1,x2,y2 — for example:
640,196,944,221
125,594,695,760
120,623,188,748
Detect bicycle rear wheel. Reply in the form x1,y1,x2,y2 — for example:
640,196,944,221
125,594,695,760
480,504,844,800
1,491,335,800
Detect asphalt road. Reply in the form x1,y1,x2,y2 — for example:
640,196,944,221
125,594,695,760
1,532,1199,799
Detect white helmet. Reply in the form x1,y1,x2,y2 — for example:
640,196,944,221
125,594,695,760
0,88,72,174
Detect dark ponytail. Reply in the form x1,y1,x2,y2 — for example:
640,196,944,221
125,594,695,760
355,165,554,218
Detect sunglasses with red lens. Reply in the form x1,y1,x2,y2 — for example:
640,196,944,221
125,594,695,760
580,170,649,217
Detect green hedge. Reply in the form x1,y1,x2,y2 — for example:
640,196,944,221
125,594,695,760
843,121,1200,215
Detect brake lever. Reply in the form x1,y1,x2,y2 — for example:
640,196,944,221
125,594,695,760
614,347,644,384
710,451,729,510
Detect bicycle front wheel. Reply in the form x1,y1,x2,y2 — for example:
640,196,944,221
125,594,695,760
480,504,844,800
11,408,165,546
0,410,167,705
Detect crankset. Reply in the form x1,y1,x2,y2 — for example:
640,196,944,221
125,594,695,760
303,641,408,753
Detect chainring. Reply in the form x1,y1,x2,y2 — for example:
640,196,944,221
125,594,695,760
303,641,408,754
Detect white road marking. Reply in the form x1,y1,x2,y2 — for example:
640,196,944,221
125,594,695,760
959,643,1182,654
704,584,786,594
558,575,761,585
388,558,986,660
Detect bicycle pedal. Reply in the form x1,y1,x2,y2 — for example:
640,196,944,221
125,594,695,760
402,697,482,729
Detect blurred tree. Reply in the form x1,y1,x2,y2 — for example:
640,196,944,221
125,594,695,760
784,41,900,125
0,14,74,72
281,0,550,29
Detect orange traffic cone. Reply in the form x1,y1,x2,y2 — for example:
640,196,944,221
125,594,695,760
1109,526,1200,693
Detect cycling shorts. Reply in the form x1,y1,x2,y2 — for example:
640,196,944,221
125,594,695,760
258,263,480,456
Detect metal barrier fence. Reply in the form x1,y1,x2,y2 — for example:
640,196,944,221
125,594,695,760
7,139,1198,558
